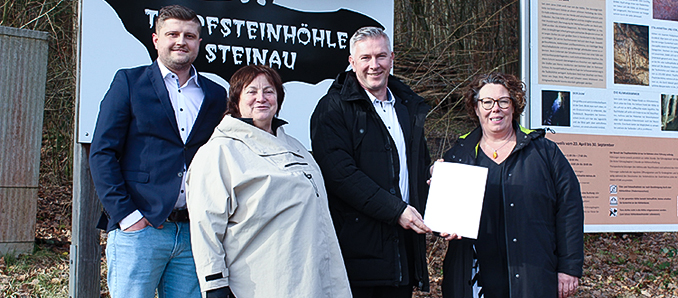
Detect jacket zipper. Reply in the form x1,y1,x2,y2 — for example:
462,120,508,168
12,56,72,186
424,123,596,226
304,172,319,197
500,129,527,298
368,100,403,284
501,163,514,298
367,106,399,194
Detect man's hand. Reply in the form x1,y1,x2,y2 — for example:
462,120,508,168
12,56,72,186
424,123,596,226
558,272,579,298
123,217,155,231
398,206,431,234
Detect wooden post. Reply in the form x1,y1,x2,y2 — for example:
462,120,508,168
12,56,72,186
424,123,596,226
69,1,102,296
69,143,101,298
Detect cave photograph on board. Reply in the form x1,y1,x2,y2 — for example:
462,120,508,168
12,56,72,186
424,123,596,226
613,23,649,86
542,90,571,127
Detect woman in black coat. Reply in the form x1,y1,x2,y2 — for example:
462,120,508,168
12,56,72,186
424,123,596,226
436,72,583,298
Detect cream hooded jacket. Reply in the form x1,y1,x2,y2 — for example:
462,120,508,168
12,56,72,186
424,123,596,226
186,116,351,298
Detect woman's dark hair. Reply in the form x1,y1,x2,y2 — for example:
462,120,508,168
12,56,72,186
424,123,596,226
463,72,526,123
226,65,285,117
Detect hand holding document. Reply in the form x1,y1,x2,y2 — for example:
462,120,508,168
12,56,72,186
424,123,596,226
423,161,488,239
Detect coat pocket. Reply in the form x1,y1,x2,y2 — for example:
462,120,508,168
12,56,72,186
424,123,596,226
337,212,383,259
351,110,368,151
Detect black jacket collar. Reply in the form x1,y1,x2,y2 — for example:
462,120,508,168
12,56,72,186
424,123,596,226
237,117,288,135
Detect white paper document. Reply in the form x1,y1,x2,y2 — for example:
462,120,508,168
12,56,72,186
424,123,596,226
423,161,488,239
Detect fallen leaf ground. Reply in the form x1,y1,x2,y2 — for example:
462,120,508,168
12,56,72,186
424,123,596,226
2,184,678,297
415,233,678,298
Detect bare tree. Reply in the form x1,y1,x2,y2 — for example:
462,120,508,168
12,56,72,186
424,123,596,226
394,0,520,158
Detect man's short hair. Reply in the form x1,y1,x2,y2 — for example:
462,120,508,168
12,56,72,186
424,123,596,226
349,27,391,55
155,5,201,33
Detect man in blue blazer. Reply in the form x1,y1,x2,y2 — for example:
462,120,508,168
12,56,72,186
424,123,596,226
89,5,226,298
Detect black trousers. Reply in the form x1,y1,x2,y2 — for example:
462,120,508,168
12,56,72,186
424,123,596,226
351,228,417,298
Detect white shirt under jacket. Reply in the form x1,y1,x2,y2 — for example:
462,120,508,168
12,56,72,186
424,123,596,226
185,115,352,298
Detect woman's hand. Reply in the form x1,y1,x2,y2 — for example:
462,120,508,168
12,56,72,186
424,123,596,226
438,232,462,241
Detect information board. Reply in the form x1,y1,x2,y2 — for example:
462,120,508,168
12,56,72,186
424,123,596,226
526,0,678,232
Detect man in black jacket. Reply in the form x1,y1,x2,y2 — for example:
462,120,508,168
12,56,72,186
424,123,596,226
310,27,431,298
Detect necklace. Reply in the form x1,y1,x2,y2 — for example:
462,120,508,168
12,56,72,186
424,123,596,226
484,132,514,159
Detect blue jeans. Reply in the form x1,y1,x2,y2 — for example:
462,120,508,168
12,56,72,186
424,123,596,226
106,222,200,298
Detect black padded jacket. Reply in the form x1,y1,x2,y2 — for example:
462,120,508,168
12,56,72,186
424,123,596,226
310,71,431,291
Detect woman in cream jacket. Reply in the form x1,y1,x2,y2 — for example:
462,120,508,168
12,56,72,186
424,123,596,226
186,65,351,298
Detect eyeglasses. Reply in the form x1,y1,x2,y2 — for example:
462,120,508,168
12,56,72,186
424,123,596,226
478,97,512,110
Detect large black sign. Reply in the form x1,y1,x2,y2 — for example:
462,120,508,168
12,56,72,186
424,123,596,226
105,0,383,84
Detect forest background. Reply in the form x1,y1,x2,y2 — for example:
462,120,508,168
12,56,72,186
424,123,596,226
2,0,678,297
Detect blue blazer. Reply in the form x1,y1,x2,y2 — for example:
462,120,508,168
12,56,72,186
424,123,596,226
90,61,227,231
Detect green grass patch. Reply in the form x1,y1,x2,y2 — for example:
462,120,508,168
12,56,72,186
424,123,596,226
1,245,69,298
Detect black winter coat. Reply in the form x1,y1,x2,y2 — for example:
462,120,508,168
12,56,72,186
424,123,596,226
310,71,431,291
441,122,584,298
